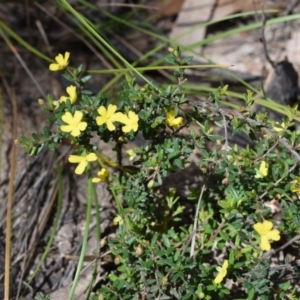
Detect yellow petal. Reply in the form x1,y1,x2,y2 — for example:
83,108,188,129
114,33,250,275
60,125,73,133
260,236,271,251
92,177,101,183
126,149,136,161
75,160,87,175
166,110,175,120
255,161,268,178
97,106,106,116
260,161,268,176
49,63,61,71
118,114,129,124
222,260,228,270
106,120,116,131
213,260,228,284
132,123,138,132
113,215,123,225
73,111,83,122
253,222,264,234
96,116,105,126
122,124,132,133
69,155,84,163
70,128,81,137
172,116,183,126
166,110,183,128
128,111,139,122
253,220,273,235
55,53,65,64
62,112,73,124
86,153,97,161
267,229,280,241
59,96,68,102
77,122,87,131
214,273,223,284
55,52,70,66
64,51,70,62
110,112,127,122
106,104,117,116
98,168,108,181
66,85,77,103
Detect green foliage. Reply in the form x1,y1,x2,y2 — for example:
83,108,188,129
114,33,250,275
35,293,50,300
20,47,300,299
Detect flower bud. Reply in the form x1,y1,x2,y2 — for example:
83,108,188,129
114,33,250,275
161,276,168,285
100,238,106,248
38,98,45,105
98,294,104,300
114,256,121,265
222,177,229,185
147,179,154,189
135,244,143,256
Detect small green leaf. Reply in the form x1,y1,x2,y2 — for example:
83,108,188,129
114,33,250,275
162,234,170,248
151,232,158,247
165,56,177,65
48,142,55,151
19,135,29,144
62,73,74,82
181,56,193,65
165,85,172,96
174,158,184,169
42,126,51,138
247,288,255,300
81,75,92,83
32,133,40,142
109,274,119,282
36,143,44,155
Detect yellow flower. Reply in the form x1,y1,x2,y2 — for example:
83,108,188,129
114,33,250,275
166,110,183,129
49,52,70,71
253,220,280,251
291,177,300,195
59,85,77,104
274,122,286,133
92,168,109,183
68,153,97,175
214,260,228,284
255,161,268,178
120,111,139,133
113,215,123,226
96,104,124,131
126,149,136,161
52,101,60,110
60,111,87,137
263,122,286,138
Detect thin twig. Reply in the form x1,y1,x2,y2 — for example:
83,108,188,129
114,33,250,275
190,99,300,163
252,234,300,265
35,2,113,70
190,183,206,258
274,234,300,254
259,162,299,199
282,0,299,15
261,12,276,69
96,3,159,10
35,20,52,55
220,111,228,146
2,80,18,300
255,139,279,162
0,29,46,99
